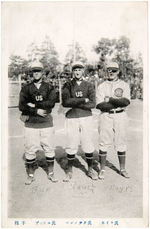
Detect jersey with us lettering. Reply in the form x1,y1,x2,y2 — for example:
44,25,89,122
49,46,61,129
19,81,56,128
62,78,96,118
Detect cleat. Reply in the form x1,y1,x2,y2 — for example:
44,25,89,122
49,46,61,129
119,169,130,178
63,172,72,182
25,175,35,185
47,172,58,183
98,170,105,180
87,169,98,180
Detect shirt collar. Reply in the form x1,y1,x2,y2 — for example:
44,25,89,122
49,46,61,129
106,78,120,84
34,79,42,88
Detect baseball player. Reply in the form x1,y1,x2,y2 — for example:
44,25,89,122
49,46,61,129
62,61,98,182
19,61,58,185
96,61,130,180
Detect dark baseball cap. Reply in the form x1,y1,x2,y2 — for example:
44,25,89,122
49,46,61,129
72,61,84,71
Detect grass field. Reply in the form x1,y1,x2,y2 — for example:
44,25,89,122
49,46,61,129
8,100,143,218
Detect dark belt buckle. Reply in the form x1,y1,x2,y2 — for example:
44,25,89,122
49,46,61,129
109,109,123,114
109,110,115,114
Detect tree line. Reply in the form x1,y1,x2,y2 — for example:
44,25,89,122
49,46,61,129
8,35,143,99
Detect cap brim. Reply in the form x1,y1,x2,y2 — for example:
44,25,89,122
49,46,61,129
72,64,84,70
31,67,43,71
107,67,119,70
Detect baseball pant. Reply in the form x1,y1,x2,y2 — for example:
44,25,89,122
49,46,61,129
65,116,95,155
99,112,128,152
24,127,55,160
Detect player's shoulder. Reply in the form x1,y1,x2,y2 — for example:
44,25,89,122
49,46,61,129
97,81,106,89
118,79,129,87
21,81,33,91
63,79,73,89
82,79,94,88
100,80,107,86
41,81,49,87
42,81,54,90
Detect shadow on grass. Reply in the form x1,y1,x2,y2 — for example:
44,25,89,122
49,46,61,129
78,148,100,174
78,149,120,176
55,146,87,175
106,160,120,175
22,147,120,176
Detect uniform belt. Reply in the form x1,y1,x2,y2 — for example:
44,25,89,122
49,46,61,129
109,109,124,114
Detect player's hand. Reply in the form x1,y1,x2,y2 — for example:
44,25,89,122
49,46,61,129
27,103,35,107
85,98,89,103
112,96,119,99
104,96,110,102
37,109,47,117
20,114,29,122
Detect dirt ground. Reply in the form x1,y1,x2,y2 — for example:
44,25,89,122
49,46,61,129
8,100,143,218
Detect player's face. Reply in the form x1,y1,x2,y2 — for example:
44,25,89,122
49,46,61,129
107,68,119,81
32,69,43,81
73,68,84,80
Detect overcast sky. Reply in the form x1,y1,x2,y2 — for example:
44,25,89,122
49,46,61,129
2,1,147,63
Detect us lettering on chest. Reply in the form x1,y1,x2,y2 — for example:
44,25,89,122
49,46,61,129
75,91,83,97
35,95,43,101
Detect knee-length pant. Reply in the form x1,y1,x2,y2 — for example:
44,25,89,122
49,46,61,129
99,112,128,152
65,116,95,155
24,127,55,160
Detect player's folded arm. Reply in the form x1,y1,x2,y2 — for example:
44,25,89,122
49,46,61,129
62,97,86,108
85,84,96,108
35,87,57,110
19,88,37,115
77,83,96,110
77,97,96,109
62,88,85,108
109,97,130,108
77,101,95,110
96,102,115,112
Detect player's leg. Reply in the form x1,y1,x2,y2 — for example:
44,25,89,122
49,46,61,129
114,112,130,178
63,118,80,182
63,154,75,182
80,116,98,180
41,127,58,182
98,114,114,179
24,127,39,185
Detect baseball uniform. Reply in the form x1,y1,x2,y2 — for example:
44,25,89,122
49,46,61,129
62,62,98,181
19,61,58,184
96,61,130,179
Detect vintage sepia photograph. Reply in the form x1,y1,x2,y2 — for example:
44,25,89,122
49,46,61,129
2,1,148,228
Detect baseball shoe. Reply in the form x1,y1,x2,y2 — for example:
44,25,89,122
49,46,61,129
63,172,72,182
87,169,98,180
98,170,105,180
119,169,130,178
47,172,58,183
25,175,35,185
